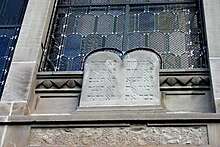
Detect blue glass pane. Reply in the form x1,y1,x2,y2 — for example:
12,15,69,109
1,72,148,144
0,57,6,71
63,34,82,58
0,0,25,25
0,37,10,57
139,12,154,32
67,56,83,71
59,55,68,71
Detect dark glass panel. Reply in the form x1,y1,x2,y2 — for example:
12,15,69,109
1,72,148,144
139,12,155,32
0,37,10,57
0,0,25,25
127,33,145,50
63,34,82,58
158,11,175,33
105,34,123,49
148,32,166,53
178,11,189,32
117,14,125,34
78,14,95,36
169,31,186,55
67,56,83,71
97,14,115,35
162,53,176,69
181,53,190,68
85,34,103,52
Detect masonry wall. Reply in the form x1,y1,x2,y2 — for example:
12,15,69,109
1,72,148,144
1,0,220,146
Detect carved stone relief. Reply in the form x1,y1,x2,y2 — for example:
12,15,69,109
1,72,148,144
80,48,161,107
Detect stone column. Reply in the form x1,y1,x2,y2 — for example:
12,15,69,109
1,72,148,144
203,0,220,112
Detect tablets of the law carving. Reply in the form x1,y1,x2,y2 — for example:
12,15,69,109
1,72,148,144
80,48,161,107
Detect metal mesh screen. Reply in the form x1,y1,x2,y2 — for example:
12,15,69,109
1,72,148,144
42,0,207,71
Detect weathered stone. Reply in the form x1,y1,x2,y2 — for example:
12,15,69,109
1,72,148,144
29,126,208,146
80,48,161,108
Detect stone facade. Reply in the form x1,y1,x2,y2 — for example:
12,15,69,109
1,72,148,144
1,0,220,146
29,126,208,146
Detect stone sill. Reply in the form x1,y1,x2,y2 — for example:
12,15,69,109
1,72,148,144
1,112,220,124
37,68,209,76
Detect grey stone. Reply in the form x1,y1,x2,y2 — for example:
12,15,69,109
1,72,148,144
1,62,36,101
29,126,208,146
162,91,213,113
203,0,220,57
2,125,31,147
80,49,161,108
12,0,55,62
34,97,79,114
207,124,220,146
11,102,28,116
209,59,220,99
0,102,12,116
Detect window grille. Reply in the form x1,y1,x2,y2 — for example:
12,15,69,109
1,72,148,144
0,0,28,97
41,0,207,71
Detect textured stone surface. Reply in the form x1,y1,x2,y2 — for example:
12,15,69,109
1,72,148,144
80,49,161,107
1,63,36,101
29,126,208,146
3,125,31,147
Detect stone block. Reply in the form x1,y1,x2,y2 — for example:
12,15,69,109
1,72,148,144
2,125,31,147
34,97,79,114
214,99,220,113
1,62,36,102
29,126,208,146
203,0,220,57
162,91,214,113
207,124,220,146
12,0,55,62
209,59,220,99
0,102,12,116
11,102,28,116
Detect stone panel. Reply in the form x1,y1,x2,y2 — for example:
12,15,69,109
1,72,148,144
1,62,36,101
80,49,161,107
3,125,31,147
209,59,220,99
162,91,213,113
29,126,208,146
203,0,220,57
0,102,12,116
34,97,79,114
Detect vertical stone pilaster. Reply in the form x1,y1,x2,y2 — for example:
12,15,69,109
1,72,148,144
1,0,56,114
203,0,220,112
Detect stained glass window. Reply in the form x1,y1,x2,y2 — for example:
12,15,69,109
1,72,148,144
0,0,28,97
41,0,207,71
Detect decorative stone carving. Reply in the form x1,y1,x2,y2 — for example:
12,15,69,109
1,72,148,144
36,79,82,89
29,126,208,146
79,48,162,108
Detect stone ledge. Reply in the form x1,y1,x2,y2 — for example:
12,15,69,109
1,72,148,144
3,113,220,124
